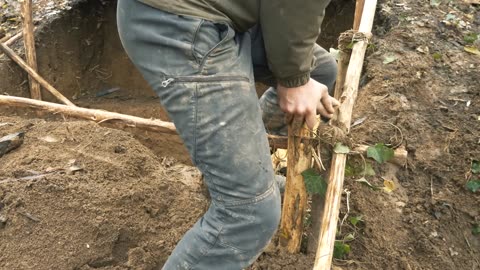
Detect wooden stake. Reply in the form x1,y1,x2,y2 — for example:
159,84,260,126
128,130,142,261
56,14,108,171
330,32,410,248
0,95,176,133
314,1,378,269
353,0,366,31
279,118,312,253
21,0,41,100
0,43,74,106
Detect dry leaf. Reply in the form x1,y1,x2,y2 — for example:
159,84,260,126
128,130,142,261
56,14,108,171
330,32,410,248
464,46,480,56
383,179,396,193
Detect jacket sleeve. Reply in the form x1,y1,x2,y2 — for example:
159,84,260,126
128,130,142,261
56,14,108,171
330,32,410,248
260,0,331,88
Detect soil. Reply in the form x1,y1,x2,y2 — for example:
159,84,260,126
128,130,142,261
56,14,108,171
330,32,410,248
1,0,479,270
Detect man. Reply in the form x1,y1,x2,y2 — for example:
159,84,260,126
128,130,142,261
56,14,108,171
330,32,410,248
116,1,339,269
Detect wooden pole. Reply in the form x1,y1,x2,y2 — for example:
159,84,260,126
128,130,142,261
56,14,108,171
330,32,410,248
353,0,366,31
0,43,74,106
314,1,378,269
308,0,367,253
279,118,312,253
21,0,42,100
0,95,176,133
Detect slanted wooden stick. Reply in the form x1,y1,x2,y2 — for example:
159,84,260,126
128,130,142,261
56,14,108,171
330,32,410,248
314,0,378,269
279,118,312,253
21,0,42,100
0,95,176,133
0,43,74,106
0,31,22,46
353,0,366,31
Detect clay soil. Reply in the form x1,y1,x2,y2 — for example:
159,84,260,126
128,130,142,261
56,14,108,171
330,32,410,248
1,0,479,269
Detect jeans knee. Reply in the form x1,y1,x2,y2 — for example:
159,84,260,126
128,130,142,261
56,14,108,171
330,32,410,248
312,52,338,93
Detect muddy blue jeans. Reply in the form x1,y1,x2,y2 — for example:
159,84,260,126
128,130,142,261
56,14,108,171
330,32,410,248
117,1,336,269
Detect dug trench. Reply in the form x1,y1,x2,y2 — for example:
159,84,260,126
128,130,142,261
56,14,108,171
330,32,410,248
1,0,479,270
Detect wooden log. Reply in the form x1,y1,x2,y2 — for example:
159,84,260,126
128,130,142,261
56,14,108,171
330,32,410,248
279,118,312,253
314,1,378,269
353,145,407,166
21,0,42,100
353,0,366,31
0,31,22,46
0,95,176,134
0,43,74,106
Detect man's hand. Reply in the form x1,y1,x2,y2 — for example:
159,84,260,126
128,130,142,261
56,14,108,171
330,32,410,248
277,78,340,129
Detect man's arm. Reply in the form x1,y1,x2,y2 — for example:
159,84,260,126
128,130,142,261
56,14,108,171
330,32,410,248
259,0,331,88
260,0,337,129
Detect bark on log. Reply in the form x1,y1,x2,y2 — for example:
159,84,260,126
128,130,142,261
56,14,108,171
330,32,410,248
0,95,176,134
353,0,366,31
21,0,42,100
279,119,312,253
0,43,74,106
314,1,378,269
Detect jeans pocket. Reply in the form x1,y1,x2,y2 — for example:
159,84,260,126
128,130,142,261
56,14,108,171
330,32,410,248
192,20,236,69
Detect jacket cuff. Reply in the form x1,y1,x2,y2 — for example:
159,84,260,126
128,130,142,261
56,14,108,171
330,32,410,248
277,72,310,88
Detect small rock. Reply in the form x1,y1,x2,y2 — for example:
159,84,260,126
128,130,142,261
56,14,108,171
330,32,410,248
114,145,127,154
0,132,25,157
0,215,7,229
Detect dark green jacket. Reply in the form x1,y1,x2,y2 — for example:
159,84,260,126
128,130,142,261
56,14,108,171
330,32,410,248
138,0,331,88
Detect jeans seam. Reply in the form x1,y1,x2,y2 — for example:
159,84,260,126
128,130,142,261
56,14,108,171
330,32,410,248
199,22,233,73
219,182,276,207
191,19,204,66
192,83,199,164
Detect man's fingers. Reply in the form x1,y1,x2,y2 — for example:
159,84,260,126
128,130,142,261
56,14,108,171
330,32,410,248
305,111,318,130
331,97,340,107
317,103,333,118
321,91,335,114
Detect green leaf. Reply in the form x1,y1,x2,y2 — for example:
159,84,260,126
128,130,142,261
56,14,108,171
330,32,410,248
334,143,350,154
333,242,351,259
432,52,442,60
473,224,480,236
302,169,327,196
472,160,480,174
383,55,397,64
464,33,479,44
344,233,355,242
466,179,480,193
349,215,363,226
367,144,395,164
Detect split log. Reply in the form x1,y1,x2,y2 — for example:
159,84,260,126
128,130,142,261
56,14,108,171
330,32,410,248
0,43,74,106
279,118,312,253
0,95,176,134
314,0,378,269
21,0,42,100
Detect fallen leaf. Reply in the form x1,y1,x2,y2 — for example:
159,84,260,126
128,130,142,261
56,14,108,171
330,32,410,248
464,46,480,55
383,179,396,193
383,55,397,64
355,177,381,191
